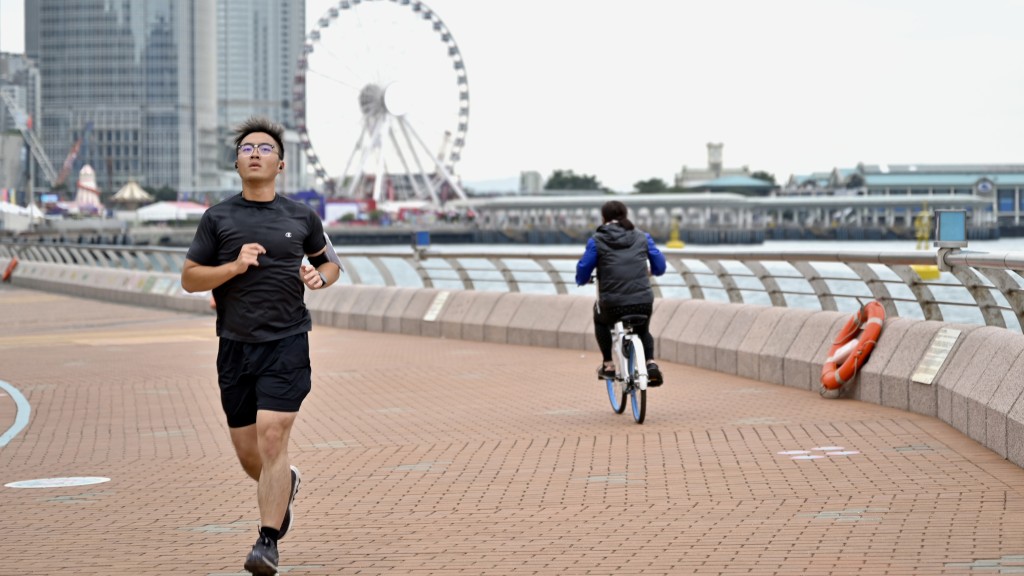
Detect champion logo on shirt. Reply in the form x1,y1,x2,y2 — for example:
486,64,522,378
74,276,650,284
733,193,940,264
285,232,292,238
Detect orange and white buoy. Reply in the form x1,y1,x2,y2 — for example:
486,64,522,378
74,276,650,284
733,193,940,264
820,300,885,393
2,257,18,282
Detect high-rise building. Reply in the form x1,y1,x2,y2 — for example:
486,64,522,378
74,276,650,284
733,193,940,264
27,0,219,197
0,53,42,198
217,0,307,194
217,0,303,130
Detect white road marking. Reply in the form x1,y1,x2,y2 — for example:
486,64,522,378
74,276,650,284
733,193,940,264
0,379,30,447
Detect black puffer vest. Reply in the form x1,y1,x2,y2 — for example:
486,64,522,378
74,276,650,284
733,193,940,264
593,222,653,309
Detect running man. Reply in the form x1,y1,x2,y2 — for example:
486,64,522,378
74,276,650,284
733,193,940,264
181,117,340,575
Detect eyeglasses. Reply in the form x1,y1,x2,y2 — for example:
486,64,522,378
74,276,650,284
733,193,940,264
236,142,278,156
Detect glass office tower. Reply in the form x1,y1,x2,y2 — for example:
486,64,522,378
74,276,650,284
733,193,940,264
217,0,304,130
27,0,218,197
217,0,307,193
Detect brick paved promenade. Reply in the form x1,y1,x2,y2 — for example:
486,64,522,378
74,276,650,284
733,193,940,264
2,285,1024,576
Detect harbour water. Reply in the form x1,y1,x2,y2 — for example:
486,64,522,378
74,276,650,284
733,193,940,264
684,237,1024,254
341,236,1024,255
331,236,1024,331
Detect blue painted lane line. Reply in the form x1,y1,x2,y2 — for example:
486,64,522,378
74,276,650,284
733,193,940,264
0,379,31,447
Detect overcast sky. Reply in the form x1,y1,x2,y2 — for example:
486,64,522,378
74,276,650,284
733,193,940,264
4,0,1024,191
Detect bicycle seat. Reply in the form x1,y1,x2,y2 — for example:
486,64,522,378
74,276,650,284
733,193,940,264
619,314,648,329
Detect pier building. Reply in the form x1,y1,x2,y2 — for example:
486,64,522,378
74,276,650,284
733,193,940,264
449,163,1024,243
449,190,995,243
784,163,1024,229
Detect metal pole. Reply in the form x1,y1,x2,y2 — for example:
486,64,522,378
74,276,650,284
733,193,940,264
28,148,35,233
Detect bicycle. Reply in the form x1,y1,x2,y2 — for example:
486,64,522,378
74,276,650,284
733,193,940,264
602,314,649,424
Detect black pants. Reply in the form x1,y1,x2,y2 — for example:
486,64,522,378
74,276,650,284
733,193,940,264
594,302,654,364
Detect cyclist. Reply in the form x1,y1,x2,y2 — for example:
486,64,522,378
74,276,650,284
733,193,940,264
575,200,667,385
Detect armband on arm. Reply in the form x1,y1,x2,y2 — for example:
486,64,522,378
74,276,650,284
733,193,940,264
308,232,344,272
322,232,344,271
308,252,330,267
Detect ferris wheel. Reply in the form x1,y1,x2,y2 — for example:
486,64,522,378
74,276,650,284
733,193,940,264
294,0,470,208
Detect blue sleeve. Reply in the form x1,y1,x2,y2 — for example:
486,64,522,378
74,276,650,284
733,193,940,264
646,233,666,276
575,238,598,286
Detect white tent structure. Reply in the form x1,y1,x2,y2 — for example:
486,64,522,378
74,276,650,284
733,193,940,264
0,202,45,233
110,181,154,208
136,201,207,223
0,202,43,217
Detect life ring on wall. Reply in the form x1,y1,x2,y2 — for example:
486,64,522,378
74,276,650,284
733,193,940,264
2,257,17,282
820,300,885,391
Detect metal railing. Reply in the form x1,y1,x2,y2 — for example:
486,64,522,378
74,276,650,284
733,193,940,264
4,241,1024,332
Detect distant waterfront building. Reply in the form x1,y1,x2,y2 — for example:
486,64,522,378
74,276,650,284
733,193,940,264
27,1,219,197
675,142,751,189
782,163,1024,226
216,0,308,196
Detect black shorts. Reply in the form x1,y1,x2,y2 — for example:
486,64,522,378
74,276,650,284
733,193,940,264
217,332,312,428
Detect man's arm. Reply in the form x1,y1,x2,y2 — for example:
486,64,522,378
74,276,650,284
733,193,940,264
181,242,266,293
300,246,341,289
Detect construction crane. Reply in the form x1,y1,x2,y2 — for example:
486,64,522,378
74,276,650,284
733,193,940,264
54,122,93,188
0,90,58,186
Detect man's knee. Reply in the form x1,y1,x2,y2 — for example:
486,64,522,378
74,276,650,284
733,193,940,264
256,411,297,460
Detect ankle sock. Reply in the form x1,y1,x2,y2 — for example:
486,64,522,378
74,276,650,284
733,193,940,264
260,526,281,542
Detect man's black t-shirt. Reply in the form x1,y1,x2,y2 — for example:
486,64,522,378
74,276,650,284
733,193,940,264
186,193,327,343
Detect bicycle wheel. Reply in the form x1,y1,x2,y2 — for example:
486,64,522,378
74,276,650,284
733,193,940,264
627,341,646,423
629,385,646,423
606,374,627,414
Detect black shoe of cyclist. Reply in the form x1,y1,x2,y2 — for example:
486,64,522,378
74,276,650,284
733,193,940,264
647,362,663,387
597,363,616,380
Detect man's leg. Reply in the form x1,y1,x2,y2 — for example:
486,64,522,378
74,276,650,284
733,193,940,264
241,410,299,575
229,424,261,481
229,422,299,534
255,409,298,530
220,338,262,481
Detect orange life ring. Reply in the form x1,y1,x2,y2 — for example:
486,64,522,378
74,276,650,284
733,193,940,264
820,300,885,390
2,257,17,282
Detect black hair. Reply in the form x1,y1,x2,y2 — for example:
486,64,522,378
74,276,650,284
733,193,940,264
233,116,285,159
601,200,635,230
